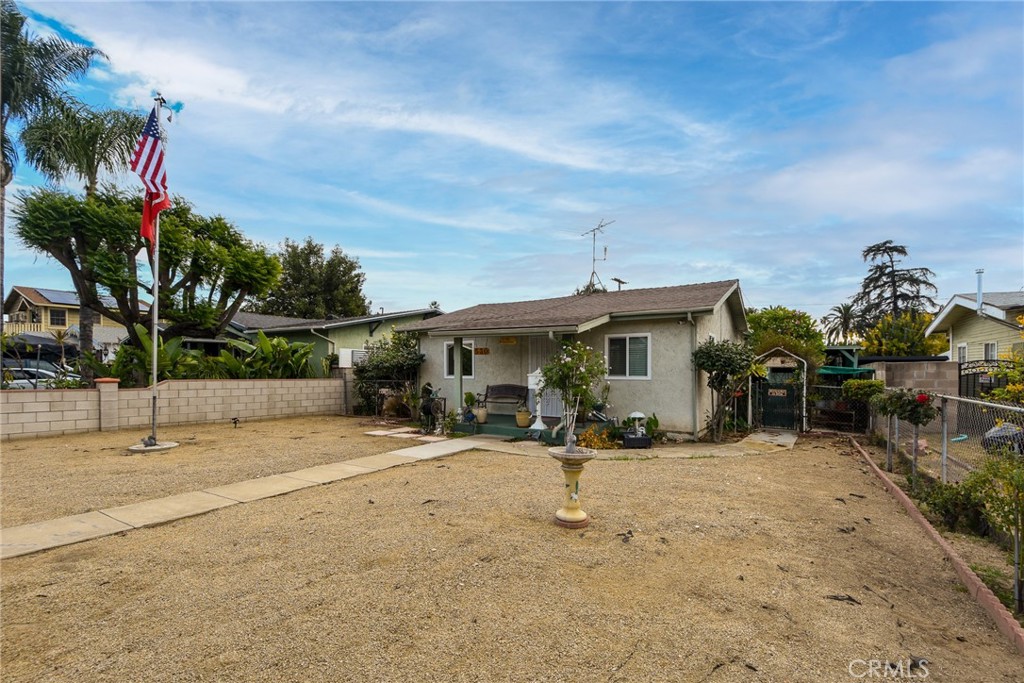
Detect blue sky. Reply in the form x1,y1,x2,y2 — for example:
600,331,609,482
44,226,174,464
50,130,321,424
7,1,1023,321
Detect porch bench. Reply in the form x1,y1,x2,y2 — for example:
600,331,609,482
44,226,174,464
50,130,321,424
480,384,529,409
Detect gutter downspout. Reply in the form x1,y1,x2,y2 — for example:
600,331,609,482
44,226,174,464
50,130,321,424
309,329,336,370
688,312,699,442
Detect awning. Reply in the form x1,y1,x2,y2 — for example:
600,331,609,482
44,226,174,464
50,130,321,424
817,366,875,376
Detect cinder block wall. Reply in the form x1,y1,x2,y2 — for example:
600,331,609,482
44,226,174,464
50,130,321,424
865,361,958,395
0,378,346,441
864,360,959,435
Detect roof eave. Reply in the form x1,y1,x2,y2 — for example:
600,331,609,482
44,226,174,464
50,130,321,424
425,325,578,338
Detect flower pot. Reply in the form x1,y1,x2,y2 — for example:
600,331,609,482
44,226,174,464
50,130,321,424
515,411,532,428
473,407,488,424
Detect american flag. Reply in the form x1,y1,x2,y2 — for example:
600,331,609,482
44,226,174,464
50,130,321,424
131,105,170,246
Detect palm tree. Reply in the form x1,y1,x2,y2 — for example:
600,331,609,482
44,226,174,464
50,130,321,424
820,303,858,345
20,101,144,375
1,0,105,334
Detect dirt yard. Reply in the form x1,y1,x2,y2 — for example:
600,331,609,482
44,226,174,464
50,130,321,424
1,417,1021,682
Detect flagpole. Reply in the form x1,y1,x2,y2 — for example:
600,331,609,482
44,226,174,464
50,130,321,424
147,93,167,447
150,209,160,445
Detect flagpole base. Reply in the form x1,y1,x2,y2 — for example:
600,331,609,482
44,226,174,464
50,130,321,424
127,441,179,455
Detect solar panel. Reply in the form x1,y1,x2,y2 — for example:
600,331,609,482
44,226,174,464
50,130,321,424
35,288,119,308
35,288,80,305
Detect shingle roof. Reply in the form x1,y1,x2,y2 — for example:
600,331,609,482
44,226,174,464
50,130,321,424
229,311,322,331
233,308,441,332
953,291,1024,310
400,280,742,334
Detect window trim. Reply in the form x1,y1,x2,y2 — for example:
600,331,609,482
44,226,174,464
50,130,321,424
605,333,652,380
956,343,968,364
983,342,998,361
443,340,475,379
49,309,67,326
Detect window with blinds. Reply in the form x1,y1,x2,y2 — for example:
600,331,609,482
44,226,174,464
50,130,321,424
606,334,650,379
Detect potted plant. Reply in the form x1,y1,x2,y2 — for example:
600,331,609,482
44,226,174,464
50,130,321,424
465,391,487,424
515,399,532,428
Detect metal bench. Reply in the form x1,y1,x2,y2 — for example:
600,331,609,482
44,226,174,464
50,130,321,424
480,384,529,408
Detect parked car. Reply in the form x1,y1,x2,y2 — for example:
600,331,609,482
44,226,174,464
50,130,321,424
981,423,1024,455
2,357,63,374
1,366,80,389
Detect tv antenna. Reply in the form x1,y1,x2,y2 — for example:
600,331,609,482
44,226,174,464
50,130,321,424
582,219,614,290
611,277,627,291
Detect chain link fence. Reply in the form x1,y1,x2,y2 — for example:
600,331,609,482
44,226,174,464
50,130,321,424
875,394,1024,483
809,385,873,434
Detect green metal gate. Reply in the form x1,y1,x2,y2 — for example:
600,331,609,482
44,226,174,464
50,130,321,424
761,382,798,430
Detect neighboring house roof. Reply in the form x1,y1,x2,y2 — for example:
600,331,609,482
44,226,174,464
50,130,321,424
65,324,128,346
228,311,323,332
926,291,1024,336
3,286,148,313
231,308,442,334
399,280,746,337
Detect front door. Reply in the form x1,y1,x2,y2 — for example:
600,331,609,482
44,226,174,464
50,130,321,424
761,382,798,430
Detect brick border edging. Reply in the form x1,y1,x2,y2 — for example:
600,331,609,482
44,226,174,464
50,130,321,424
848,437,1024,656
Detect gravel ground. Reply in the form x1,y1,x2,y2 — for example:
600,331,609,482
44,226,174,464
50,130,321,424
0,415,399,527
2,420,1022,682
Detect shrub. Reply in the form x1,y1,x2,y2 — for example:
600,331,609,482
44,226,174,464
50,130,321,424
576,425,620,450
842,379,885,403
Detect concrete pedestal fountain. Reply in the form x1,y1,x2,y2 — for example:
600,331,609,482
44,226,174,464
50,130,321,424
548,443,597,528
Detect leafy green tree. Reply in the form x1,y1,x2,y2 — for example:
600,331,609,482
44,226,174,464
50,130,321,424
13,188,280,346
352,330,424,415
692,338,760,442
1,0,105,334
19,101,145,377
539,340,607,452
746,305,825,369
820,303,859,345
246,237,370,319
852,240,937,331
860,312,946,357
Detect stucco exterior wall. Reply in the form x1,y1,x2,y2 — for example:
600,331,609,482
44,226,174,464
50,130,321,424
415,312,731,435
578,318,701,434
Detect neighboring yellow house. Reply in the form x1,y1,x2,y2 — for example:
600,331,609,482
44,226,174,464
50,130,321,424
926,290,1024,363
3,286,146,358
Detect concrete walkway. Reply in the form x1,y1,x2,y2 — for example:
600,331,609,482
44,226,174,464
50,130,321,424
0,429,794,560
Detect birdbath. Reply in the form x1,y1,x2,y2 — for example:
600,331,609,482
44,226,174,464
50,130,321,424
548,446,597,528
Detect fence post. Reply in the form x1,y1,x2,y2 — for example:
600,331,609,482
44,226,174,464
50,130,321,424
940,396,948,484
886,414,895,472
96,378,120,431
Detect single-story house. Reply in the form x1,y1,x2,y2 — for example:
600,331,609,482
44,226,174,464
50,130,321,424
230,308,443,371
397,280,748,439
925,291,1024,363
